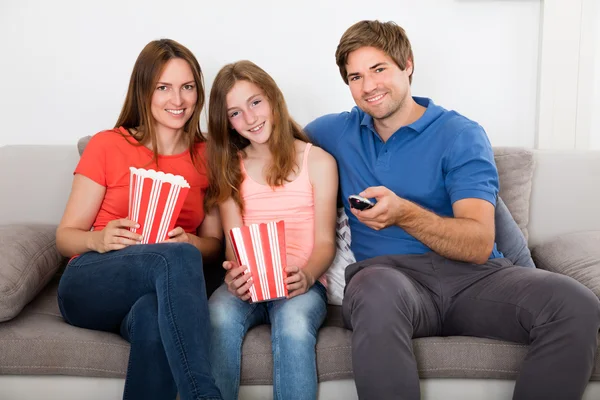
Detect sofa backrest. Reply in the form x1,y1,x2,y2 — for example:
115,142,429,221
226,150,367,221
528,149,600,247
0,145,78,226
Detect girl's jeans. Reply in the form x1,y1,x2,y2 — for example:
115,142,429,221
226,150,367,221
209,282,327,400
57,243,222,400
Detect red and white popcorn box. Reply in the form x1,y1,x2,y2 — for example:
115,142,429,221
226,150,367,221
128,167,190,244
229,221,288,302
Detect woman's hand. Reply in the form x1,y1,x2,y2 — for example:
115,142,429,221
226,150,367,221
223,260,253,301
165,227,192,243
285,266,315,299
93,218,142,253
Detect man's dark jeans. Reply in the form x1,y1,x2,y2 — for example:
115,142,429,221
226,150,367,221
57,243,222,400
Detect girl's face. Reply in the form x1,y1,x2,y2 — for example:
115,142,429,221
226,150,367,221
226,80,273,146
150,58,198,136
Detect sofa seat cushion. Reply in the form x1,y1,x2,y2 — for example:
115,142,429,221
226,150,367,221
2,282,600,384
0,225,64,322
0,277,128,377
532,231,600,299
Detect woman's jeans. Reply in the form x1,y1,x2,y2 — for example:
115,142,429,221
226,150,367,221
209,282,327,400
57,243,222,400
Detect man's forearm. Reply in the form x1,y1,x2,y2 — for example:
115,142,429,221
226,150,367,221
399,201,494,264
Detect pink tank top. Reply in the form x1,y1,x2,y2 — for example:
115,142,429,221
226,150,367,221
240,143,326,286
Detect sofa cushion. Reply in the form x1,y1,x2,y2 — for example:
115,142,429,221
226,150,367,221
0,225,64,322
0,277,128,377
531,231,600,299
493,147,535,241
77,136,92,157
494,197,535,268
326,209,355,305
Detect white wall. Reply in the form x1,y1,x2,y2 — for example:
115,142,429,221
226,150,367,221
0,0,541,148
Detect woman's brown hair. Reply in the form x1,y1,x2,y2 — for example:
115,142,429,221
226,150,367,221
205,60,310,212
115,39,206,166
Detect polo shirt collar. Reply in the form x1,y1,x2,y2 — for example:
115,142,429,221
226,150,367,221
359,96,444,135
360,112,375,129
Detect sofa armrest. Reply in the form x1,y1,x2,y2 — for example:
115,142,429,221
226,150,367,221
531,231,600,299
0,224,65,321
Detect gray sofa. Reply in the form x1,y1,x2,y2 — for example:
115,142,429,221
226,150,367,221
0,143,599,400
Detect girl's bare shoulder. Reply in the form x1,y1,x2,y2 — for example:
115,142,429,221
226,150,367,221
307,143,335,165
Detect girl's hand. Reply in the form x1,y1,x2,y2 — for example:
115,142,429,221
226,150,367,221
223,260,253,301
165,227,191,243
94,218,142,253
285,266,315,299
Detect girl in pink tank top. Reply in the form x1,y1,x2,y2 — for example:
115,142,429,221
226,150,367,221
205,61,339,400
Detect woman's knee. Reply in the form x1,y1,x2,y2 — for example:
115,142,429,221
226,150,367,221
150,243,205,280
157,242,202,262
124,294,162,346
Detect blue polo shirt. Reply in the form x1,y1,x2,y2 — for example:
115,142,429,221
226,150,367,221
305,97,503,262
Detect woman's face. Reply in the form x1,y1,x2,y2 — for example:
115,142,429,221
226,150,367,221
226,80,273,146
150,58,198,136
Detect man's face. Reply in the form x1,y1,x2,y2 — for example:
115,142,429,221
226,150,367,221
346,46,412,121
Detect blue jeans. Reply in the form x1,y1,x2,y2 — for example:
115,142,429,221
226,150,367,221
209,282,327,400
57,243,222,400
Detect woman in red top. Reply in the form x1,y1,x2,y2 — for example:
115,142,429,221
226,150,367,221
55,39,222,400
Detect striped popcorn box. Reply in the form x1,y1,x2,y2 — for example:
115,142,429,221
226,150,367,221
128,167,190,244
229,221,288,302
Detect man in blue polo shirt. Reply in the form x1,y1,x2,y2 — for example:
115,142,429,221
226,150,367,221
305,20,600,400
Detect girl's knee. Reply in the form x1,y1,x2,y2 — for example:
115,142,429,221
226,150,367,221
273,304,323,343
276,318,318,344
209,301,236,332
209,287,253,332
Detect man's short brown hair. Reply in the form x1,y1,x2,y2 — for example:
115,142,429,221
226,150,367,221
335,20,414,85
